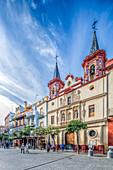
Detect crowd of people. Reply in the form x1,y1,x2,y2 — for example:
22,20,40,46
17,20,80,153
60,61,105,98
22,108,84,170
0,140,65,154
0,141,12,149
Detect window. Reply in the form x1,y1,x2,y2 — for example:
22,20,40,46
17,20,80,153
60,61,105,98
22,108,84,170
16,121,18,126
40,107,43,114
51,116,54,125
89,105,95,117
40,121,44,127
89,130,96,137
67,112,71,120
68,81,71,87
56,84,59,91
73,109,78,119
67,97,71,105
28,119,30,125
52,88,54,94
20,119,22,125
61,113,65,121
31,118,34,125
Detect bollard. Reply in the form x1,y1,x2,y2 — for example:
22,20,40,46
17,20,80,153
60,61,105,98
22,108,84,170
107,146,113,158
88,145,93,156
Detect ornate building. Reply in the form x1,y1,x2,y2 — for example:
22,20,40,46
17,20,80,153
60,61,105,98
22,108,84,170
47,25,113,153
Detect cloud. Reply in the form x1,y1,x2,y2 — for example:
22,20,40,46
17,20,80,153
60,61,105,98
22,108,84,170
0,0,66,124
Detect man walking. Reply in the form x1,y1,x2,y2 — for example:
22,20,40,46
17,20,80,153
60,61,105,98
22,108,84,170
21,143,25,154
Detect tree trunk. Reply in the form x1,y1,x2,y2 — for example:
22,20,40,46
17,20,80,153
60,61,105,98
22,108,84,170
76,131,79,154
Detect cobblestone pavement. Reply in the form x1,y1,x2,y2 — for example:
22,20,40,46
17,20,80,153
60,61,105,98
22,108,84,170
0,148,113,170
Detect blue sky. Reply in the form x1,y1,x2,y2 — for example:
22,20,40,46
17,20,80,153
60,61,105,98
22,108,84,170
0,0,113,124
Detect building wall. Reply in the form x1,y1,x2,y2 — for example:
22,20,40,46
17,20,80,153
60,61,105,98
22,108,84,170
37,100,48,128
47,71,112,152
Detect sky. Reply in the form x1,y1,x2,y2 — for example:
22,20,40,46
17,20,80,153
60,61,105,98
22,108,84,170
0,0,113,125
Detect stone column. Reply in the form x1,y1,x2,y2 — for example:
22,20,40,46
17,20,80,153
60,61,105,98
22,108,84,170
100,125,103,145
78,104,81,120
84,129,87,145
72,107,74,120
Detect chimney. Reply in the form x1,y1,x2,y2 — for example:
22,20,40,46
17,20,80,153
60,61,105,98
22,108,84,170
24,101,27,110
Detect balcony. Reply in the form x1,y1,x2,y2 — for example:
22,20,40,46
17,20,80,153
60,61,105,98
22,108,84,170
26,111,35,118
38,112,45,119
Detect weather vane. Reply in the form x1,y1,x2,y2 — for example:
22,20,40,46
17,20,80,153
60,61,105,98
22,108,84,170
55,55,58,62
92,18,98,32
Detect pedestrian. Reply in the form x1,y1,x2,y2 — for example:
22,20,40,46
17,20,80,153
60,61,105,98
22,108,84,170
26,143,29,153
61,143,64,151
21,143,25,154
47,142,50,153
52,144,55,152
4,142,6,149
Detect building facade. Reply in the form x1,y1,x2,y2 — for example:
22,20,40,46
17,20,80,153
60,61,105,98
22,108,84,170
47,30,113,153
9,112,15,137
4,113,10,136
0,125,5,134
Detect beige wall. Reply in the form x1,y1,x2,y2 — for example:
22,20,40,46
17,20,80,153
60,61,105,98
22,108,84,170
47,70,113,151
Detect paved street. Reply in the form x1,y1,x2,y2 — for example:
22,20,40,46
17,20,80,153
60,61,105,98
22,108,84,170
0,148,113,170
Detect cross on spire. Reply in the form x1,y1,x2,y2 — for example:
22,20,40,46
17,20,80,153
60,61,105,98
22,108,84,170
92,18,98,32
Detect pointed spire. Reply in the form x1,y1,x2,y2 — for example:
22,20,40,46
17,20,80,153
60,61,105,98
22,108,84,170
90,31,99,54
53,55,60,79
90,18,99,54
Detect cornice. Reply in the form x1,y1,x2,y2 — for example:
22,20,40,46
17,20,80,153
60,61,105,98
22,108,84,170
47,92,106,114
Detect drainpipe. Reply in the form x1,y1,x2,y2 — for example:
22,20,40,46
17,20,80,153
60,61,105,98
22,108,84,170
106,71,110,118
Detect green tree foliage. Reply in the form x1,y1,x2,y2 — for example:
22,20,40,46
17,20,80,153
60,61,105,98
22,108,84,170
23,125,34,137
46,126,60,142
0,133,8,140
12,130,18,138
66,120,87,154
33,126,46,149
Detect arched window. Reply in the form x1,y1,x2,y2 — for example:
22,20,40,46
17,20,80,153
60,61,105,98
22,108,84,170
68,81,71,87
73,109,78,119
61,113,65,121
90,64,95,81
67,112,71,120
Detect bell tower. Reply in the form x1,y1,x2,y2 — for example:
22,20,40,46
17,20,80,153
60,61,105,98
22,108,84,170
48,56,64,100
82,19,107,83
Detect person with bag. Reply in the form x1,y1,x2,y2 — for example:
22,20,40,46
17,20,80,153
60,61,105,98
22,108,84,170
26,143,29,153
21,143,25,154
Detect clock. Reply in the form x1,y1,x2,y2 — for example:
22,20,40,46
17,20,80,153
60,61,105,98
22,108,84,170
90,65,95,75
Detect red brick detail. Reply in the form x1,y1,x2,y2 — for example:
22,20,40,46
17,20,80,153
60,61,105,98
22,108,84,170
65,74,74,80
105,58,113,67
75,77,83,82
108,119,113,146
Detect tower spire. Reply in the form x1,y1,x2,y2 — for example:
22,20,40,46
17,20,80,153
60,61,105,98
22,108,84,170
53,55,60,78
90,18,99,54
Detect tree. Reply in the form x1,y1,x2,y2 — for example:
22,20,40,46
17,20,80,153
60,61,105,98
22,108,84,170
0,133,8,141
46,126,60,145
66,120,87,154
12,130,18,138
33,126,46,149
23,126,32,137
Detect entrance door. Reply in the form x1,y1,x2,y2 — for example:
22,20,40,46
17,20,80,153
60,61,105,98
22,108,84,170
65,132,75,145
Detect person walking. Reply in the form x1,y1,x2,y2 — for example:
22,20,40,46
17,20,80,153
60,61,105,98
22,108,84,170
47,142,50,153
61,143,64,151
52,144,55,152
21,143,25,154
26,143,29,153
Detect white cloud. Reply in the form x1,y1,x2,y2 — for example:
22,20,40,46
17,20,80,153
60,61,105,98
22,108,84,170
0,95,17,125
